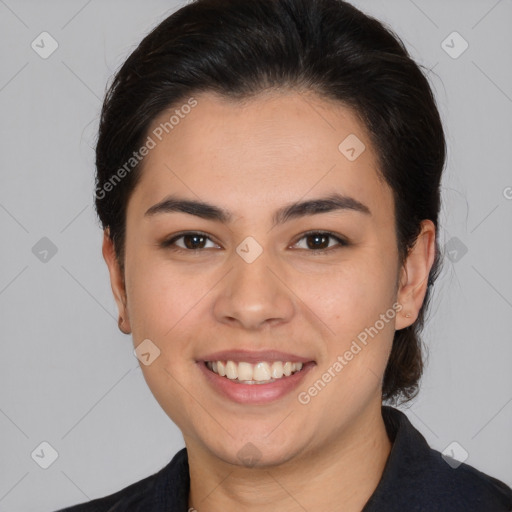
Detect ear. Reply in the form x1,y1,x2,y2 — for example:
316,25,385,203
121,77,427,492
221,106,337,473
395,219,436,330
102,229,131,334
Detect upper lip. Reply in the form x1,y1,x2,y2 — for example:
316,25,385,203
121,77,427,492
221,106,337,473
198,349,314,364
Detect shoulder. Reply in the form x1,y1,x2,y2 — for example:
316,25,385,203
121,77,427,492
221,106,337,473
364,406,512,512
414,442,512,511
53,448,189,512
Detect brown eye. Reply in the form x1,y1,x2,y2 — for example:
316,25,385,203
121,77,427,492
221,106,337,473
161,232,219,251
181,234,208,250
293,231,348,252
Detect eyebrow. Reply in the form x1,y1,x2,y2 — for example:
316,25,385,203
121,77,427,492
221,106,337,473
144,192,371,227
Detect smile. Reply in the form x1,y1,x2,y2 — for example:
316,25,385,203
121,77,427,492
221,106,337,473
205,360,304,384
199,358,315,404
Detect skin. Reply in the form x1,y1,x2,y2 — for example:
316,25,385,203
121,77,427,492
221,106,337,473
102,90,436,511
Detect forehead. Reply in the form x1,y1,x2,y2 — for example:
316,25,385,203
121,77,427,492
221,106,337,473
129,90,392,219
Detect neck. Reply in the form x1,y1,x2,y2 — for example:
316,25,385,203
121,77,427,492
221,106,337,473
186,400,392,512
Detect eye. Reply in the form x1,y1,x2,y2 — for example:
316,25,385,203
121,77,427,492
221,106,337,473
160,230,349,253
160,231,220,251
292,231,349,252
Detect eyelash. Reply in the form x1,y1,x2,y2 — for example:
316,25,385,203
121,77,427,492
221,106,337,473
160,230,349,254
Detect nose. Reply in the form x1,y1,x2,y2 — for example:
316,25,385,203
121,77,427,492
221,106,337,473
212,247,296,331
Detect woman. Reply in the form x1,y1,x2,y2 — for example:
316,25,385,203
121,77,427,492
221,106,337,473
57,0,512,510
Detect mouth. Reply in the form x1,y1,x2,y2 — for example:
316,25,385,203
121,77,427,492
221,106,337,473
197,351,316,404
204,360,306,384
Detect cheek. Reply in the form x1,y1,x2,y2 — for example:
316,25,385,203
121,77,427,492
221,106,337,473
124,251,207,347
124,256,207,429
297,267,397,421
293,249,397,396
294,254,396,334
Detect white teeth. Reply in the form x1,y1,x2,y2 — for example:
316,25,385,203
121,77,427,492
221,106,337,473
253,362,271,381
225,360,237,380
238,362,253,381
271,361,284,378
205,360,305,382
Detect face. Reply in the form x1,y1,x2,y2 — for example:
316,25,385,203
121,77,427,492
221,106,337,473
104,90,434,468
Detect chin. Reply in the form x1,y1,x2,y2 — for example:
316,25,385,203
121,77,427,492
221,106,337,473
200,428,309,470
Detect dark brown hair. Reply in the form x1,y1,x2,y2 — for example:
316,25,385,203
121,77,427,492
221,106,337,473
94,0,446,404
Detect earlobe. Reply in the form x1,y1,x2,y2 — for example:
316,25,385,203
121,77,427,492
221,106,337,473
102,229,132,334
395,220,436,331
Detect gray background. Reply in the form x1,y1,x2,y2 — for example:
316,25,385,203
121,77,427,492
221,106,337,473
0,0,511,510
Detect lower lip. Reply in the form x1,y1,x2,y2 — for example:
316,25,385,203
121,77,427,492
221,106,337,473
197,361,315,405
